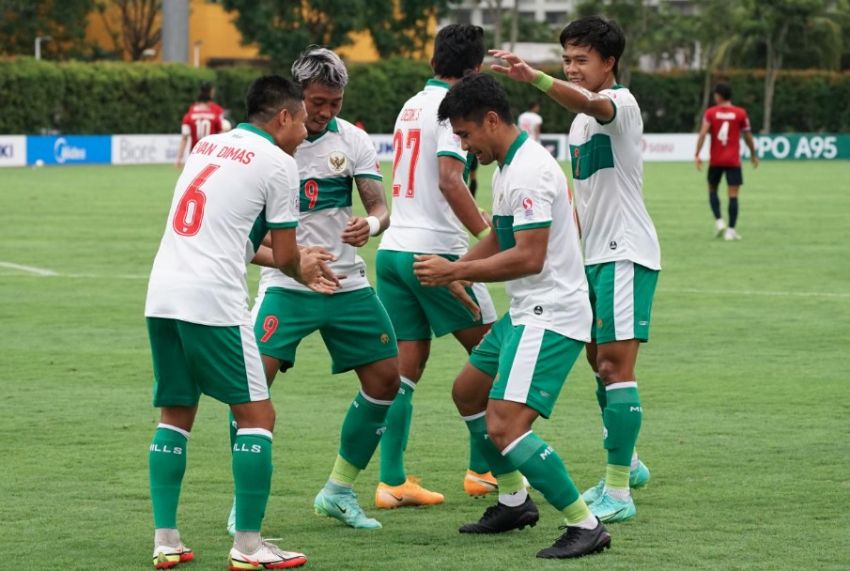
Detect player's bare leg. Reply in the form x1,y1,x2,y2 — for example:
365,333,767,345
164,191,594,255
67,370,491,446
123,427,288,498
376,341,446,507
150,405,198,569
583,340,645,522
725,185,741,240
316,357,398,527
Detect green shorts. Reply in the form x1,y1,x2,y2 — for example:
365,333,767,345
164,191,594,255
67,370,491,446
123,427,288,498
585,261,659,344
469,313,584,418
147,317,269,407
254,287,398,374
375,249,496,340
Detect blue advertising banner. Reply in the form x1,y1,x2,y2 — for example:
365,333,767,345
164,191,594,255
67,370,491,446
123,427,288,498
26,135,112,166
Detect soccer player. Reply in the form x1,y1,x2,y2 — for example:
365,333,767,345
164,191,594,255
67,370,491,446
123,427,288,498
415,73,610,559
695,82,759,240
518,101,543,141
175,80,229,169
235,48,400,531
375,23,499,506
490,15,661,523
145,75,336,570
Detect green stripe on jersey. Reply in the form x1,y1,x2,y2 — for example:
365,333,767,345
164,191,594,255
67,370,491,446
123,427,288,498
493,215,516,251
570,133,614,180
300,176,353,212
248,210,268,253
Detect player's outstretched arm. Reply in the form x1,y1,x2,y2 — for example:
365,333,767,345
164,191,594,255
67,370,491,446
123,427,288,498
744,131,759,168
438,156,490,237
414,226,548,286
489,49,614,123
342,177,390,247
175,134,189,169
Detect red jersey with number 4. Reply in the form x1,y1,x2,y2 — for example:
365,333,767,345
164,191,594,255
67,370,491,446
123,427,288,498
704,105,751,167
181,102,225,150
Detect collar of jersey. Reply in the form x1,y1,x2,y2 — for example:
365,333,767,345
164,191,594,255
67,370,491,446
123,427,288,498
236,122,274,144
501,130,529,167
610,83,625,90
305,117,339,142
425,78,450,90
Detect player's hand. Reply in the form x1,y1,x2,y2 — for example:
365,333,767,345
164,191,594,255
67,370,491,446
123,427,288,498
751,154,760,169
413,254,457,286
489,50,538,83
694,155,702,171
341,216,370,247
448,280,481,321
298,247,341,294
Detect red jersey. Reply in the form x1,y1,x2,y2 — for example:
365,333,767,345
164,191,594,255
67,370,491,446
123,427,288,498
703,104,751,167
181,102,225,150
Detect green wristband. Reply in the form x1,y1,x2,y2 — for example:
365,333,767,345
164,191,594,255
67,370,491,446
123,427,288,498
531,71,554,93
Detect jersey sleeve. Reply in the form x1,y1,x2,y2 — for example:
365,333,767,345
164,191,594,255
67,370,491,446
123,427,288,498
265,155,300,229
510,166,556,231
598,89,641,135
702,108,713,128
740,109,751,132
436,120,467,163
181,112,192,136
352,128,382,180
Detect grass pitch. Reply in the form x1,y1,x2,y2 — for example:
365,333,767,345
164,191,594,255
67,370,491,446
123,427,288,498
1,160,849,570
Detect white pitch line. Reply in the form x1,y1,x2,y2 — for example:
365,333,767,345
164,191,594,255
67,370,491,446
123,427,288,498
660,287,850,299
0,261,58,276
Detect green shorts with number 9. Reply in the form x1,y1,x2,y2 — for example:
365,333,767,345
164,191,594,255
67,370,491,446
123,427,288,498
469,313,585,419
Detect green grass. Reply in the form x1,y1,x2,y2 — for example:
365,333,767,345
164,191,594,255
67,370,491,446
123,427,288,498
1,160,849,570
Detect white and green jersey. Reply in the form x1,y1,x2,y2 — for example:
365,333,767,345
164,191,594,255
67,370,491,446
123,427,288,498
569,85,661,270
259,117,382,293
492,131,592,342
379,79,470,255
146,123,300,326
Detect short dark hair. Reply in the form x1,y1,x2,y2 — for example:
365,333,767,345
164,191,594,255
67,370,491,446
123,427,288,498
529,101,540,110
198,80,214,102
714,82,732,101
433,24,485,79
437,74,512,125
559,16,625,76
245,75,303,123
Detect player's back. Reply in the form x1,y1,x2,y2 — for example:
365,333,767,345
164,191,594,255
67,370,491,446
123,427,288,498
146,126,298,326
183,102,225,149
705,104,750,167
379,79,469,255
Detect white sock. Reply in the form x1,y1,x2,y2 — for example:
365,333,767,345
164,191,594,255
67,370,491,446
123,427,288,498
154,528,180,548
234,531,261,554
498,488,528,507
604,486,631,501
571,514,599,530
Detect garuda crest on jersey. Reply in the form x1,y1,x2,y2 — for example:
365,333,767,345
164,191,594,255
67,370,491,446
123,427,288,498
328,151,348,173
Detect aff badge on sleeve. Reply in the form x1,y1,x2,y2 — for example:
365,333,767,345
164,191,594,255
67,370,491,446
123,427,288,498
522,196,534,219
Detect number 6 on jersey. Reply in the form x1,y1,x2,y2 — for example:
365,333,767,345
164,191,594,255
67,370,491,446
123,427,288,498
172,164,220,236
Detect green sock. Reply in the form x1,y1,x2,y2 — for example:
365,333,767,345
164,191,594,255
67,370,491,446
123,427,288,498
228,410,238,450
595,374,606,414
605,464,630,491
603,382,642,469
464,413,520,476
562,497,594,526
379,378,415,486
232,428,273,532
338,391,391,473
149,424,189,529
329,455,360,487
503,431,579,511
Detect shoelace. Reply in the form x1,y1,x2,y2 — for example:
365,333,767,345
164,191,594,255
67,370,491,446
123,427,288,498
551,525,581,547
480,502,508,520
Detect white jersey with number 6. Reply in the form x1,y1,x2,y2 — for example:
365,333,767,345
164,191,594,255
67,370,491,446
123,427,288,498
379,79,469,255
145,124,300,326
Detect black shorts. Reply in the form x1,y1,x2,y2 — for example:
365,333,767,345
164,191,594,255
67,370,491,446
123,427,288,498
708,166,743,187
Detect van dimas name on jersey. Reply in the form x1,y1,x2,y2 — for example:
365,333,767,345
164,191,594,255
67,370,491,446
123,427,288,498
191,140,255,165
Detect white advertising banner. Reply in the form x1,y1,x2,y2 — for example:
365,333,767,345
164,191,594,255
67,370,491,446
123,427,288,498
638,133,708,162
0,136,27,167
111,134,182,165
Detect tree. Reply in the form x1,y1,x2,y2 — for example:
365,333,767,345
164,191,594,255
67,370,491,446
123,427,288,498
744,0,844,132
366,0,452,59
222,0,371,70
95,0,162,61
0,0,94,59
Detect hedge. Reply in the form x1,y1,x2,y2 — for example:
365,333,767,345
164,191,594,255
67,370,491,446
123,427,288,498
1,56,849,135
